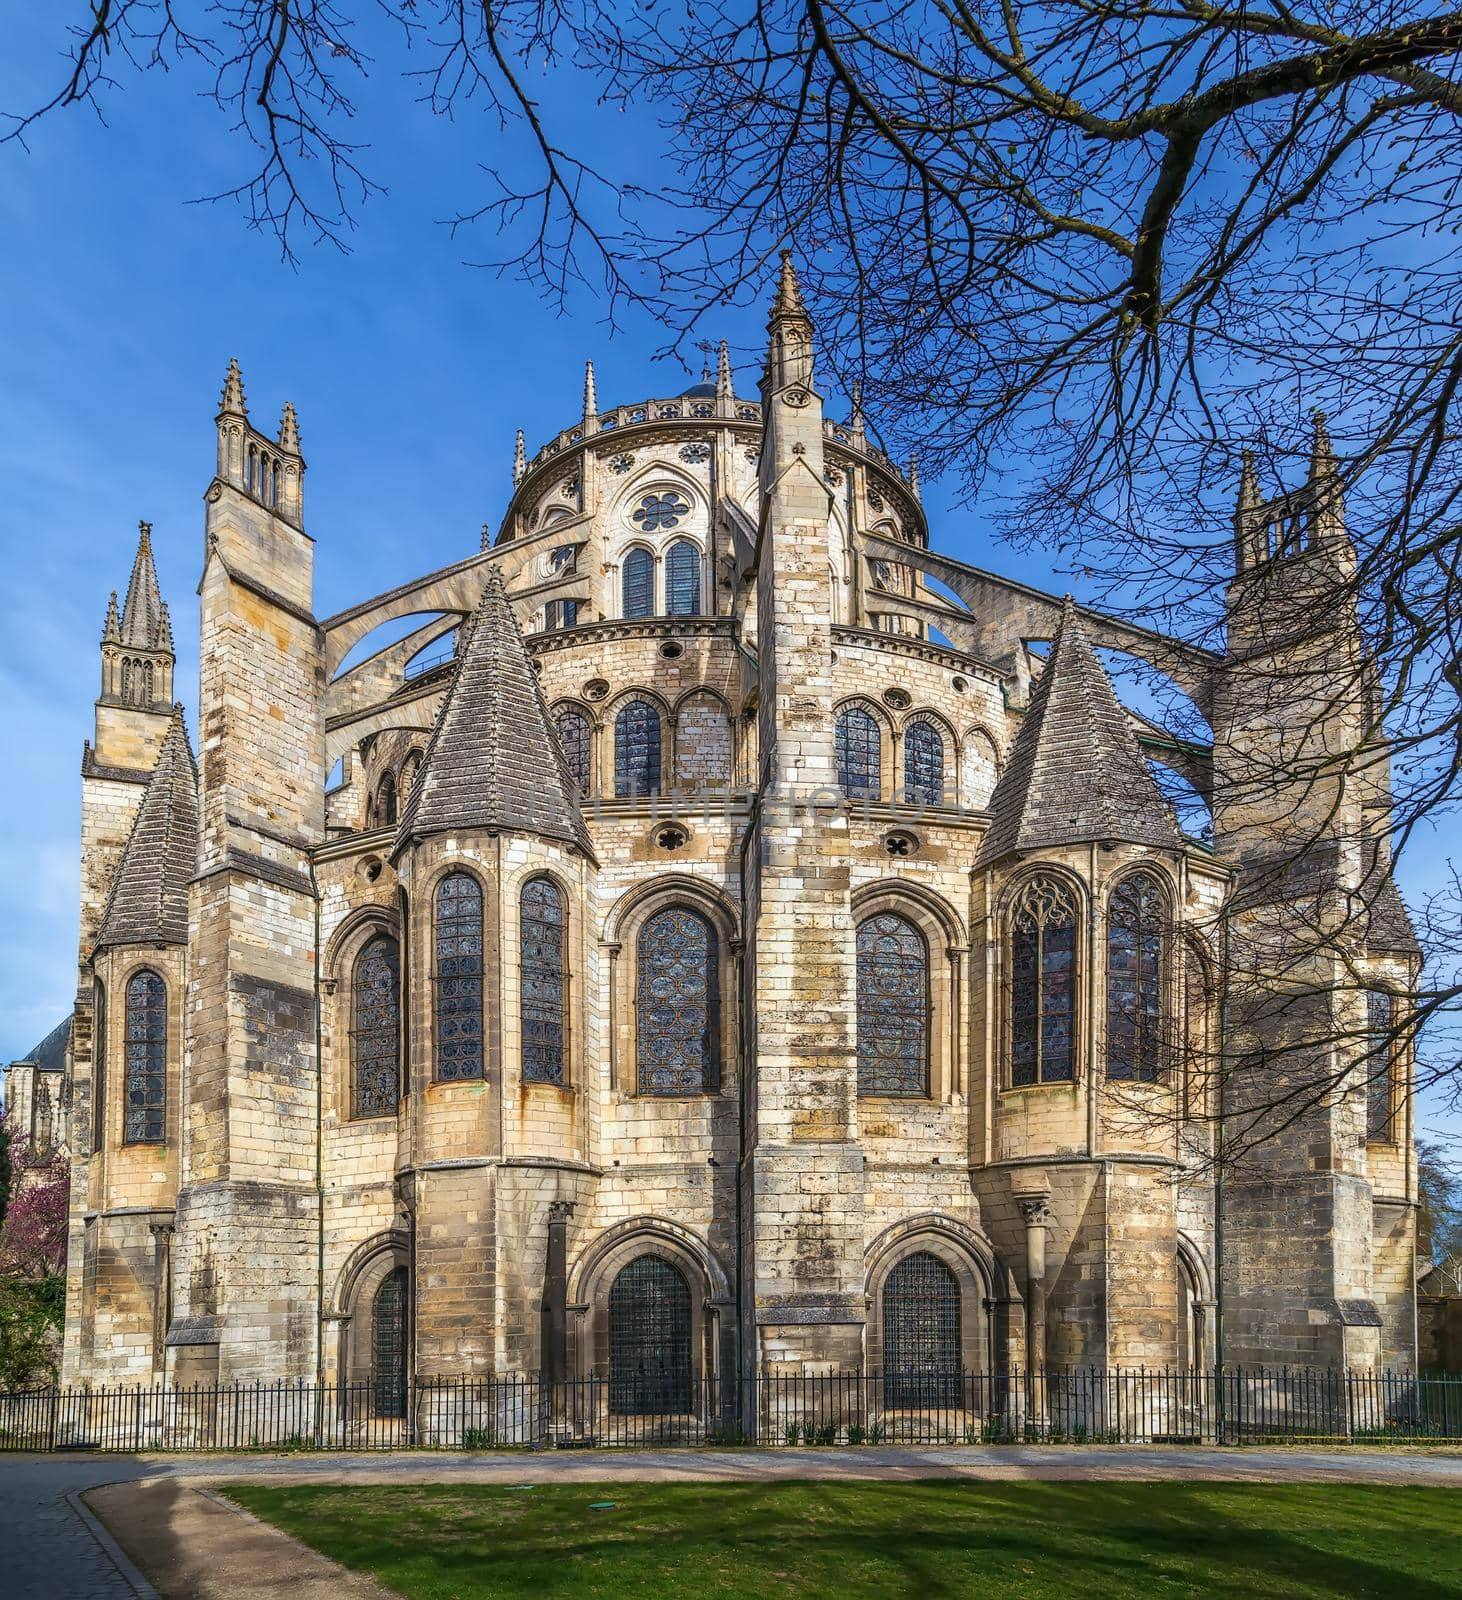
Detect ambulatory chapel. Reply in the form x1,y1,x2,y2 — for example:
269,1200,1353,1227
54,258,1422,1404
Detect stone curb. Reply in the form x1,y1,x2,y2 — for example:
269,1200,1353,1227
68,1488,162,1600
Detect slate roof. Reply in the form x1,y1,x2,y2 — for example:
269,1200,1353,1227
120,522,168,650
14,1015,70,1072
394,566,595,859
978,596,1181,866
1366,870,1422,958
94,708,199,950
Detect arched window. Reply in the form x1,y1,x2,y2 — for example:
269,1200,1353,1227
352,934,401,1117
1106,872,1165,1082
144,661,155,704
521,877,567,1086
123,968,167,1143
554,707,592,796
856,912,929,1097
1010,876,1078,1086
836,705,880,799
637,906,717,1094
903,721,944,807
883,1252,961,1405
434,873,483,1082
400,751,422,805
615,700,662,798
372,1266,408,1418
608,1255,693,1415
665,539,702,616
622,547,655,619
376,770,397,828
120,659,132,703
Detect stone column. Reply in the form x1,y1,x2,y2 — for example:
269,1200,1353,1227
540,1200,573,1388
1013,1176,1052,1413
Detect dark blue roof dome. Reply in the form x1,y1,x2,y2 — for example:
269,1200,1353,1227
683,380,717,398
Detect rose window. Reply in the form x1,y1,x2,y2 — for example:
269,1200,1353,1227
632,492,690,533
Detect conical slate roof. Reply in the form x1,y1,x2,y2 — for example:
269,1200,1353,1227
95,709,198,950
978,598,1180,866
120,522,167,650
394,566,594,859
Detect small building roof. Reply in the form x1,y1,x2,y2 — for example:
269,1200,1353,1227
12,1015,71,1072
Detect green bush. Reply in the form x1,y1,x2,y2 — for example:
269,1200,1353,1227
0,1274,64,1388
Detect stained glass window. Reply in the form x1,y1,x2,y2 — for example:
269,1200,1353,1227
353,935,401,1117
1366,989,1396,1141
836,705,881,799
123,968,167,1143
622,547,655,618
554,707,592,796
615,700,662,798
372,1267,408,1418
637,906,716,1094
903,721,944,807
608,1255,693,1414
435,872,483,1082
1106,873,1165,1083
857,912,929,1097
1010,876,1077,1086
631,492,690,533
665,539,701,616
521,877,567,1086
883,1252,961,1406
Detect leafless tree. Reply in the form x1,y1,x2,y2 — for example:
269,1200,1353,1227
10,2,1462,1126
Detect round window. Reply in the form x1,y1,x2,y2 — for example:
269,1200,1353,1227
631,492,691,533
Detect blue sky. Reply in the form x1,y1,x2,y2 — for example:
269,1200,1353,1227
1,13,1455,1150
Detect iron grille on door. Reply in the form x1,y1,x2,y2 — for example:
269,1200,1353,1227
608,1255,693,1415
372,1267,408,1418
883,1251,961,1407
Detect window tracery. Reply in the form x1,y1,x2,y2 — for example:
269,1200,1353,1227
615,700,662,798
622,547,654,618
554,706,592,795
123,968,167,1143
352,934,400,1117
1106,872,1165,1082
637,906,716,1094
856,912,929,1097
903,721,945,807
836,705,881,799
521,877,567,1086
434,872,483,1082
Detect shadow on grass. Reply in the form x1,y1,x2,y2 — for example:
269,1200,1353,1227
223,1480,1462,1600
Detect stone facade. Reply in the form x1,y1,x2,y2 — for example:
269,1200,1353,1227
53,263,1421,1399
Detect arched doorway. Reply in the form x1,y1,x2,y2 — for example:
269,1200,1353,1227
372,1267,408,1417
608,1255,692,1415
883,1251,961,1405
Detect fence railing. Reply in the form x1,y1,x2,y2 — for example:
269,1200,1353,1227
2,1368,1459,1453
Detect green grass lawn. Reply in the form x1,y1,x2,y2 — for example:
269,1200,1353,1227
223,1479,1462,1599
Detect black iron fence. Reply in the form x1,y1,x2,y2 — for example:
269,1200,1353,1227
2,1368,1459,1453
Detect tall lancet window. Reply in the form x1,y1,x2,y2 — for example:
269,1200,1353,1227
376,770,397,828
903,721,945,807
665,539,702,616
521,876,567,1086
1106,872,1166,1083
622,547,655,619
352,934,401,1117
856,912,929,1097
1366,989,1397,1142
123,968,167,1143
554,707,592,796
637,906,717,1094
434,872,484,1082
836,705,881,799
1010,876,1078,1085
615,700,662,798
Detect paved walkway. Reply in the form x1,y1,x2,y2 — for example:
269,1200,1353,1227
5,1445,1462,1600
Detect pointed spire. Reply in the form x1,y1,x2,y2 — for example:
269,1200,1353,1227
94,707,198,951
716,340,733,403
513,428,527,488
583,360,597,423
977,597,1181,866
1309,411,1336,482
1237,449,1259,512
772,249,807,319
481,522,492,553
102,591,121,644
907,455,921,502
120,522,167,652
850,380,866,447
278,400,301,454
394,567,594,860
218,357,248,418
154,600,174,654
